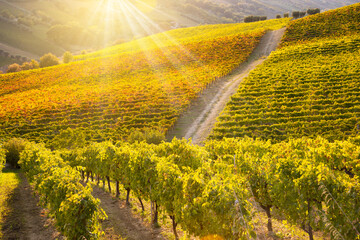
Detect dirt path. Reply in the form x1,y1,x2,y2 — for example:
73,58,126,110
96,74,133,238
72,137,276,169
166,28,286,144
2,173,62,240
91,186,165,240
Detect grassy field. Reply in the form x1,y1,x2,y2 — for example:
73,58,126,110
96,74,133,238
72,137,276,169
0,169,21,239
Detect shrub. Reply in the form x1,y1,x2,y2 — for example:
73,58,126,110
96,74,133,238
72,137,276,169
39,53,60,68
299,11,306,18
21,61,33,70
128,128,165,145
63,51,74,64
3,138,27,168
259,16,267,21
31,59,39,69
276,14,282,19
307,8,320,15
0,146,5,172
284,13,289,18
49,128,87,150
292,11,300,19
6,63,21,73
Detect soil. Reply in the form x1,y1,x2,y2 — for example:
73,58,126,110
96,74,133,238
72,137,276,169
1,173,62,240
166,28,286,145
91,186,165,240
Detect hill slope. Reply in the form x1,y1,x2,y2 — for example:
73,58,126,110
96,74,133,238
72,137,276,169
0,19,289,144
210,3,360,142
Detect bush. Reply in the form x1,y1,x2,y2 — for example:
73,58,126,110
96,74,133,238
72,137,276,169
307,8,320,15
49,128,87,150
6,63,21,73
128,128,165,145
284,13,289,18
63,51,73,64
31,59,39,69
292,11,300,19
39,53,60,68
3,138,27,168
276,14,282,19
21,61,33,70
0,146,5,172
299,11,306,18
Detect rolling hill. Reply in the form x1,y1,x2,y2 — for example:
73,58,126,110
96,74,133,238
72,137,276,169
210,3,360,142
0,18,289,144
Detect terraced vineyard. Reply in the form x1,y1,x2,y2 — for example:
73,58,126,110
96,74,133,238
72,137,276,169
0,19,289,144
210,4,360,142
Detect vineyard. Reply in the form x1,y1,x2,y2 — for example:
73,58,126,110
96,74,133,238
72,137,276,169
2,2,360,239
280,3,360,47
76,19,290,60
15,136,360,239
0,19,289,144
210,5,360,142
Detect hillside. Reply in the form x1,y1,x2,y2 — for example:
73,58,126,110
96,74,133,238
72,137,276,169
210,3,360,142
0,0,357,69
0,18,289,144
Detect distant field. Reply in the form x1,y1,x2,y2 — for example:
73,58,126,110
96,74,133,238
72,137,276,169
0,19,289,143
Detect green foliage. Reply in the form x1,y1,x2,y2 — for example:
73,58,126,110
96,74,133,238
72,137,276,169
39,53,60,68
127,128,165,145
307,8,321,15
49,128,88,150
59,135,360,239
19,142,106,239
3,138,27,168
0,147,5,173
30,59,39,69
62,51,74,64
244,16,267,23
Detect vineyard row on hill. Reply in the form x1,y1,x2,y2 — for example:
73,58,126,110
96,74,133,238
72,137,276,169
34,136,360,240
280,3,360,47
211,34,360,142
0,31,265,144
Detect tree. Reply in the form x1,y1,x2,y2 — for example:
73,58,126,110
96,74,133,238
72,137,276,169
292,11,300,19
6,63,21,73
307,8,320,15
30,59,39,69
63,51,74,64
284,13,289,18
21,61,33,70
244,15,254,23
39,53,60,68
3,138,27,168
299,11,306,18
276,14,282,19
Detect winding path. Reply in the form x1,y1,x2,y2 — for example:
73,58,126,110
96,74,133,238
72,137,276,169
166,28,286,144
